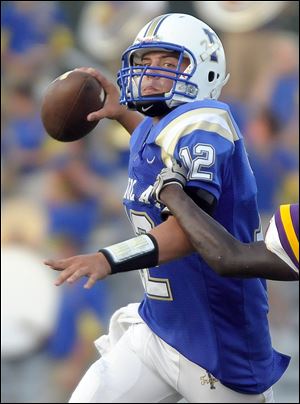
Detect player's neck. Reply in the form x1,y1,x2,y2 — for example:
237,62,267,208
152,117,161,124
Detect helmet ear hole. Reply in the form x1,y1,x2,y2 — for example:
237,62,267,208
208,71,215,82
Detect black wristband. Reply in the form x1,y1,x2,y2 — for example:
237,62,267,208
98,234,159,275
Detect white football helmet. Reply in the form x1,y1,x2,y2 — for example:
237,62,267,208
117,13,229,116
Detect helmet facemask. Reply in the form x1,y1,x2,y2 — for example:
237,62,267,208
117,42,198,116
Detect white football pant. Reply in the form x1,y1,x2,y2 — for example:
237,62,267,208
69,304,274,403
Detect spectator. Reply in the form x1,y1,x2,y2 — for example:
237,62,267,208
1,197,60,403
245,107,298,221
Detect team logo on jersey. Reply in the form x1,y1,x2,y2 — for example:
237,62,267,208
146,156,156,164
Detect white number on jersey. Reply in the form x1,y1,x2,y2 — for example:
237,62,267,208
129,210,173,301
179,143,215,181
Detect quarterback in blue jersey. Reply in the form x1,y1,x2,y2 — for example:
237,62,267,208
45,14,290,403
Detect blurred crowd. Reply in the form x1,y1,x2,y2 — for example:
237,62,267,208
1,1,299,403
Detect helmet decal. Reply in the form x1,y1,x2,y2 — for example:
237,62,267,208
202,28,219,62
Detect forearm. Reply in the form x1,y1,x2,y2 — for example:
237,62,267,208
159,185,245,275
149,215,195,263
160,186,299,280
99,214,194,276
116,108,144,135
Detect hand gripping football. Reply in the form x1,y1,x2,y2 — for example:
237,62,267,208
41,70,106,142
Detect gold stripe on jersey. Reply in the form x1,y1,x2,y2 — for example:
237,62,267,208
155,108,239,166
280,204,299,262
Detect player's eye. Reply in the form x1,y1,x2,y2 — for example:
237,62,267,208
162,62,177,69
140,60,151,67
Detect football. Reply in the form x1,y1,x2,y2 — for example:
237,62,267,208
41,70,106,142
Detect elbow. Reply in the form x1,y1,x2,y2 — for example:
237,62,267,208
212,243,251,277
193,237,245,277
193,241,243,277
192,246,234,277
212,255,237,277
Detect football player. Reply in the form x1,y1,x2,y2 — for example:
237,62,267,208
45,14,289,403
151,160,299,281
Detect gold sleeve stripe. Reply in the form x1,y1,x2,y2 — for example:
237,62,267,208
155,108,239,166
280,204,299,262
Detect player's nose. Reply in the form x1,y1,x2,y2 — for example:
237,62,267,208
144,65,161,78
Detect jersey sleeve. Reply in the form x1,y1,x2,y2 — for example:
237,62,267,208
155,106,237,201
265,204,299,274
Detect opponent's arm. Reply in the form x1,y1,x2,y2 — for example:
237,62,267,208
75,67,143,134
44,215,194,289
159,184,298,281
151,162,298,281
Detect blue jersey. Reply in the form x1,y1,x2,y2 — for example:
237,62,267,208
123,99,290,394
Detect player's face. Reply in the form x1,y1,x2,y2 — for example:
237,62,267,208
138,51,190,96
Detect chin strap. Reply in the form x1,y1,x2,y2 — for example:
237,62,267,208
128,94,174,117
135,100,173,117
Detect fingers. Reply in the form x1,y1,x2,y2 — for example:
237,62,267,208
87,109,107,122
74,67,110,122
44,258,84,285
74,67,111,91
44,254,102,288
74,67,124,123
44,259,68,271
54,266,76,286
84,274,98,289
170,157,188,178
54,265,88,286
55,268,98,289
